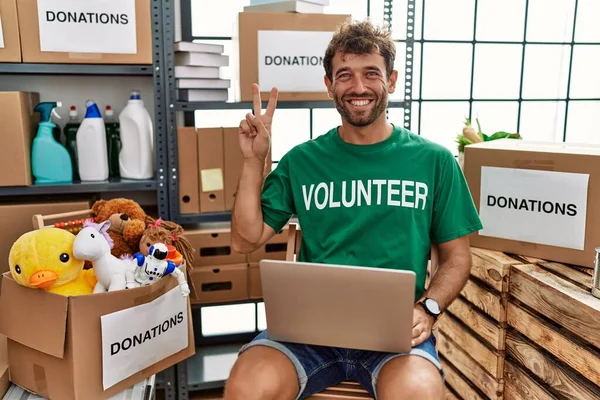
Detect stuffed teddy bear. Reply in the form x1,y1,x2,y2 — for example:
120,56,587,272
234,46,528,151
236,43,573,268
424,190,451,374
139,218,195,266
91,198,152,259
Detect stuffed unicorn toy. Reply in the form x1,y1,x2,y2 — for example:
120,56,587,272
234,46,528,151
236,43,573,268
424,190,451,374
73,219,134,292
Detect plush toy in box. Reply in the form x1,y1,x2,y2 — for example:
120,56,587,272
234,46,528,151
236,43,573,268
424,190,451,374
8,228,97,296
91,198,154,259
140,218,195,266
8,197,196,298
72,220,190,296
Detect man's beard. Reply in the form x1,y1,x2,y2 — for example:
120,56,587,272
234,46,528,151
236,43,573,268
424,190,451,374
333,90,388,127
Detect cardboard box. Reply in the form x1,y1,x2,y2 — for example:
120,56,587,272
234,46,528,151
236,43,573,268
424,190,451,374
197,127,225,213
248,263,262,299
208,126,271,212
248,226,289,262
190,264,249,304
17,0,152,64
464,139,600,268
181,125,270,214
0,0,22,62
223,127,244,211
0,92,40,187
0,270,195,400
178,127,201,214
0,334,8,399
0,200,91,274
237,12,350,102
184,225,248,267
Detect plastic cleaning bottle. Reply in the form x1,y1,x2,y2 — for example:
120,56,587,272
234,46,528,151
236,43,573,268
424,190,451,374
63,105,81,181
31,102,73,184
52,113,63,144
105,105,121,178
76,100,109,181
118,90,154,180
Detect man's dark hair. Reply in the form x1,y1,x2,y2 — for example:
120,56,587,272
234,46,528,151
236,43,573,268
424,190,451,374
323,19,396,82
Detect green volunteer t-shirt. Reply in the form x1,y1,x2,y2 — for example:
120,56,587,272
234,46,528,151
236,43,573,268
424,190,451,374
261,124,483,301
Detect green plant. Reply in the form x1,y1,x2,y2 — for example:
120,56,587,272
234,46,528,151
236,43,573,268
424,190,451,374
456,117,521,152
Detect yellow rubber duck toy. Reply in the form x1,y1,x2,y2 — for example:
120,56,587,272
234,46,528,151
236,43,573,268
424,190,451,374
9,228,97,296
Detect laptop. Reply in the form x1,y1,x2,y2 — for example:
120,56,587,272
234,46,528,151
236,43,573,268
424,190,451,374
259,259,416,354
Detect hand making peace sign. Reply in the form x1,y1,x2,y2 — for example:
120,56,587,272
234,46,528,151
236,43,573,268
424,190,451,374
238,83,279,165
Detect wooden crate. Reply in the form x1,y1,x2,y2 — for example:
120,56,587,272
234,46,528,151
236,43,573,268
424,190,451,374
438,247,523,400
504,260,600,399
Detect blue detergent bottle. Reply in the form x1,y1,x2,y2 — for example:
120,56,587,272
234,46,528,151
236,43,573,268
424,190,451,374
31,102,73,184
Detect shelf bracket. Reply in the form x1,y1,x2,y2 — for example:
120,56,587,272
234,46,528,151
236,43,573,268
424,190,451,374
404,0,415,130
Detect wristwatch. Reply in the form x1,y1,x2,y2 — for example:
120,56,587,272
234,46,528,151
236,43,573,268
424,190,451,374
420,297,442,320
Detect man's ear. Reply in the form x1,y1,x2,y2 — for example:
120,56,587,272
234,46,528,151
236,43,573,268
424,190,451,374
387,70,399,94
324,75,333,98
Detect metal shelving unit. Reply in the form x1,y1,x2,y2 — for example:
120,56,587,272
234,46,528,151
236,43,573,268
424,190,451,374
175,211,232,225
175,301,265,399
0,178,157,197
0,63,153,76
0,0,169,219
0,0,176,397
156,366,177,400
157,0,410,398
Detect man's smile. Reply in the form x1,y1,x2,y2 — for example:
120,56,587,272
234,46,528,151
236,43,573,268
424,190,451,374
346,98,375,109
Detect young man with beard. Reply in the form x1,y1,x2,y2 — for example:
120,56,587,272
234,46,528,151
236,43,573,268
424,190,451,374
225,19,482,400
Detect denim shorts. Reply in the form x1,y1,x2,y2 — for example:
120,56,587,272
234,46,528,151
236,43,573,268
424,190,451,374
238,330,444,399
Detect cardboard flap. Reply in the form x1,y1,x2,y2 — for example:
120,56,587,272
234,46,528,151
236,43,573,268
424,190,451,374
0,273,68,358
467,138,600,155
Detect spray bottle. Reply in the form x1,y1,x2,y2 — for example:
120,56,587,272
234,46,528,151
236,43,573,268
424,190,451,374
52,112,63,144
31,102,73,184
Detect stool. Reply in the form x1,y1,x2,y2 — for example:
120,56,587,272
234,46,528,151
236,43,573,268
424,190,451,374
306,381,372,399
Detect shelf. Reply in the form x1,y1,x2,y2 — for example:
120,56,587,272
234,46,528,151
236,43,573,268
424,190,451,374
0,178,157,196
175,211,231,225
175,212,300,226
186,343,244,391
191,298,264,309
3,374,156,399
0,63,153,76
176,100,407,111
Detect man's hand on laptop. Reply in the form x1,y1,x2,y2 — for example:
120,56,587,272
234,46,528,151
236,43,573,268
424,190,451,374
411,304,434,347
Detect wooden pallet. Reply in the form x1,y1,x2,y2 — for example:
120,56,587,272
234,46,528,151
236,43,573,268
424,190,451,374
438,247,523,400
504,261,600,399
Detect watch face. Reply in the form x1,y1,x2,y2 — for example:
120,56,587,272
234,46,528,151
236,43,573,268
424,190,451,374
425,298,441,315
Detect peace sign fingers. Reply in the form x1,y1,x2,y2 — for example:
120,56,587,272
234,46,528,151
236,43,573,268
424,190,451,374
252,83,262,116
265,87,279,118
251,83,279,118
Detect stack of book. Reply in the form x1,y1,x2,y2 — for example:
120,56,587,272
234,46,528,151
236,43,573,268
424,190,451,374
243,0,330,13
174,41,230,102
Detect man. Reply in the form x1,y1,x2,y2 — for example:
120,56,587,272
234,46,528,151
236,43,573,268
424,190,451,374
225,19,482,400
